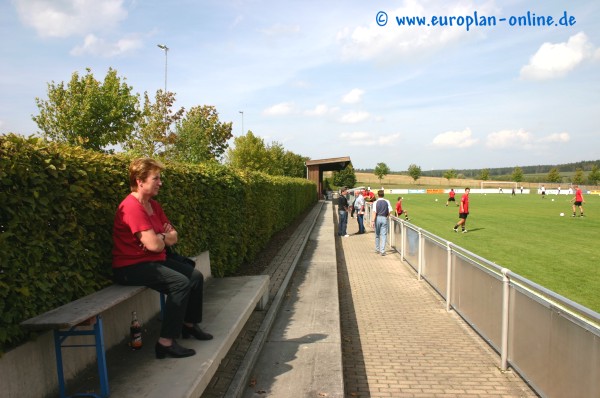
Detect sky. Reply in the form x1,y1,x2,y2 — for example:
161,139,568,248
1,0,599,171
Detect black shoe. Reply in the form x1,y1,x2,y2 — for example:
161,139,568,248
182,324,213,340
155,340,196,359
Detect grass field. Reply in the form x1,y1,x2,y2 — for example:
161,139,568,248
384,191,600,313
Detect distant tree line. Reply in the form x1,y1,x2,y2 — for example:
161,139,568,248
418,160,600,179
356,159,600,185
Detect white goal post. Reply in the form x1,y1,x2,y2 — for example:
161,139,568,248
480,181,518,190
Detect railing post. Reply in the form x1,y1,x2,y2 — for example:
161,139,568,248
501,268,510,371
400,221,405,261
446,242,452,312
417,228,423,280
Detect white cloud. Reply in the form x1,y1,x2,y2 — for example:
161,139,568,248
339,111,370,124
520,32,596,80
538,132,570,143
432,128,478,148
14,0,128,38
71,34,143,57
485,129,533,148
342,89,364,104
304,104,337,116
340,132,400,146
337,0,495,62
263,102,294,116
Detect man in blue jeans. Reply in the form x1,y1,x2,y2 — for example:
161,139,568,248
370,189,392,255
337,187,349,237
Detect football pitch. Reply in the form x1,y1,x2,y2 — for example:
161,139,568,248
386,191,600,313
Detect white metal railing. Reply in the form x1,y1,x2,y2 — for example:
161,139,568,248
365,204,600,398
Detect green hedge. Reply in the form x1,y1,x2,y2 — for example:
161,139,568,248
0,134,316,353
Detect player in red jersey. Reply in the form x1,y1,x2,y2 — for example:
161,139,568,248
571,185,585,217
446,188,456,206
453,188,470,233
395,196,409,221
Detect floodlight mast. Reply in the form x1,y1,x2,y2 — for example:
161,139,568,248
157,44,169,136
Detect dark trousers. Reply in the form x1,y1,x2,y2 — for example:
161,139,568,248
113,254,204,339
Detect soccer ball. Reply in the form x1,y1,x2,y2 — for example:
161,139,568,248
552,199,555,202
435,199,438,202
560,213,564,217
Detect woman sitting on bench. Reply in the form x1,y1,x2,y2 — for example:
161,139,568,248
112,157,213,359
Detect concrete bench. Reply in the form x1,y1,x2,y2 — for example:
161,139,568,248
20,252,269,398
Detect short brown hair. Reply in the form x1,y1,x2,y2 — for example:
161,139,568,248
129,158,164,192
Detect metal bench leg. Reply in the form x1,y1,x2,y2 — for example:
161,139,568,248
53,329,67,398
94,316,110,398
52,315,109,398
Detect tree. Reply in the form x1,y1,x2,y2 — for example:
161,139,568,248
587,165,600,185
443,169,457,184
123,90,184,158
374,162,390,184
407,164,422,183
265,142,288,176
226,133,308,177
478,169,490,181
512,167,524,183
333,163,357,188
171,105,232,163
33,67,139,151
547,167,561,183
572,168,585,185
226,131,271,171
280,151,308,178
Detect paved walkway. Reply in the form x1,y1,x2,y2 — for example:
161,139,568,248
338,213,537,397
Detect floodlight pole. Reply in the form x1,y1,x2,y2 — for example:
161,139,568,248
239,111,244,135
157,44,169,135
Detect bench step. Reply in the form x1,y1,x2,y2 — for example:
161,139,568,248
97,275,269,398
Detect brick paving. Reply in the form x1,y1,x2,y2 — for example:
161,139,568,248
337,214,538,398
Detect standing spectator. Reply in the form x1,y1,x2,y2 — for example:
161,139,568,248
337,187,350,237
557,186,561,195
112,158,212,360
511,188,516,196
520,186,524,194
395,196,409,221
354,190,366,234
370,190,393,256
541,185,546,199
453,187,471,233
446,188,456,206
571,185,585,217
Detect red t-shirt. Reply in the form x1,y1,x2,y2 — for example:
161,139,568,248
395,201,403,214
449,190,455,199
575,189,583,202
460,193,469,214
112,194,169,268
